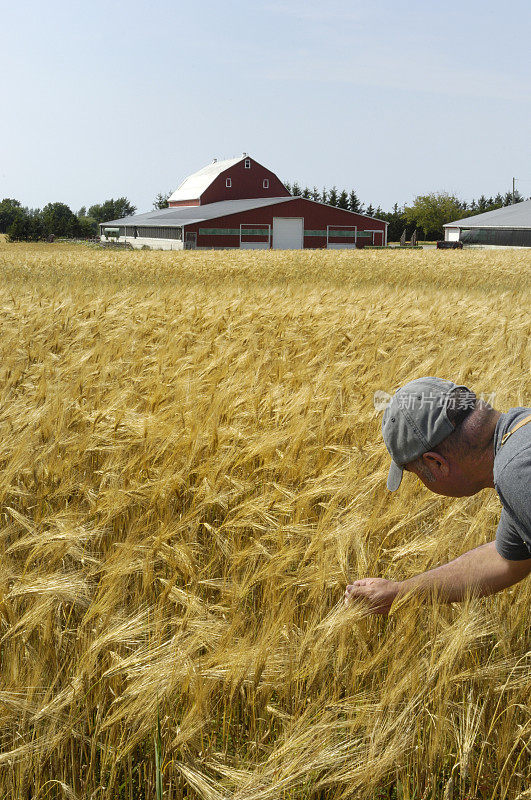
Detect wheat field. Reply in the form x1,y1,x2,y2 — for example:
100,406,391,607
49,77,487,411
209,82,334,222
0,240,530,800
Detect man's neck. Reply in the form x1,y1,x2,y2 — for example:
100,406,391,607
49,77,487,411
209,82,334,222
466,409,502,490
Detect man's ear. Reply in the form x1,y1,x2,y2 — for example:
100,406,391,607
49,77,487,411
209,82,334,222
422,451,450,476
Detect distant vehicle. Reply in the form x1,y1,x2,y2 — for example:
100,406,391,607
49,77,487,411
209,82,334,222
436,240,463,249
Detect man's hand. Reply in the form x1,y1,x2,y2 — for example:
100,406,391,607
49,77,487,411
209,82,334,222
344,542,531,617
344,578,400,616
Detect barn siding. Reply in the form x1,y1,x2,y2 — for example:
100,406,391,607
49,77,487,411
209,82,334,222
184,198,387,249
199,158,290,205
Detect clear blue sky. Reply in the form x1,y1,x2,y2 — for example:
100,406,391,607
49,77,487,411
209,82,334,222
2,0,530,213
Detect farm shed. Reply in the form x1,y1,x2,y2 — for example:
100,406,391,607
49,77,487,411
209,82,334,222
444,199,531,247
100,155,388,250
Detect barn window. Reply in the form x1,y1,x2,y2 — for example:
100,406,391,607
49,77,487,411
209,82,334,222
226,177,232,187
135,226,182,240
244,159,251,169
263,179,269,188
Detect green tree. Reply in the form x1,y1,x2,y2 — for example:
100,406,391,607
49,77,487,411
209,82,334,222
365,203,375,217
154,192,170,210
77,216,98,237
403,192,465,240
311,186,320,201
41,202,80,238
76,206,98,237
7,210,45,242
477,195,488,213
88,198,136,224
503,189,523,206
379,203,410,242
320,187,328,204
301,186,311,199
291,181,302,197
348,190,362,213
328,186,338,206
337,190,349,209
0,198,22,233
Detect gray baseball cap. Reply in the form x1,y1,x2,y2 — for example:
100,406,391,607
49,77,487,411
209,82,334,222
382,377,470,491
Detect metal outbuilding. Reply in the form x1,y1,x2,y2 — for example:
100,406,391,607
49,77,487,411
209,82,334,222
100,155,388,250
444,199,531,246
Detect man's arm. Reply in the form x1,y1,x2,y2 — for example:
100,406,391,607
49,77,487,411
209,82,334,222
344,541,531,616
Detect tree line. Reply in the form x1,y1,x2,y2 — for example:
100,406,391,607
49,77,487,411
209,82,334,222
283,182,528,240
0,198,136,242
1,185,527,243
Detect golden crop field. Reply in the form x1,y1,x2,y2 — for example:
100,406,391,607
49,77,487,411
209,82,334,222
0,240,530,800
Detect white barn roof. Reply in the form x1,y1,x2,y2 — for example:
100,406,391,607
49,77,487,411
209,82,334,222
168,156,244,203
444,199,531,229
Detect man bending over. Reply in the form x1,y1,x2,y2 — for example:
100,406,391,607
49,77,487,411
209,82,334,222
344,378,531,615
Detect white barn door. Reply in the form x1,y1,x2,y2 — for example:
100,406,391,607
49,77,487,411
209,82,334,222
272,218,304,249
445,228,460,242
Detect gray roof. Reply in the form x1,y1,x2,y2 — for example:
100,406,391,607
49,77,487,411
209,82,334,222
101,196,298,227
101,195,388,228
444,199,531,229
294,197,388,225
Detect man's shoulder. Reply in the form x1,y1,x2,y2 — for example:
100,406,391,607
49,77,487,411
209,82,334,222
494,407,531,475
493,407,531,540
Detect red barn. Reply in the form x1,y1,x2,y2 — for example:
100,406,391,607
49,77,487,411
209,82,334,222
100,155,388,250
167,155,290,207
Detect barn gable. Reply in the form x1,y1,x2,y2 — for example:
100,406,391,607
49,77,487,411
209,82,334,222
168,155,290,207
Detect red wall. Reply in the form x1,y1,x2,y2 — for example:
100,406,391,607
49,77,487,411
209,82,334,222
201,158,290,204
168,159,288,206
184,198,387,249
